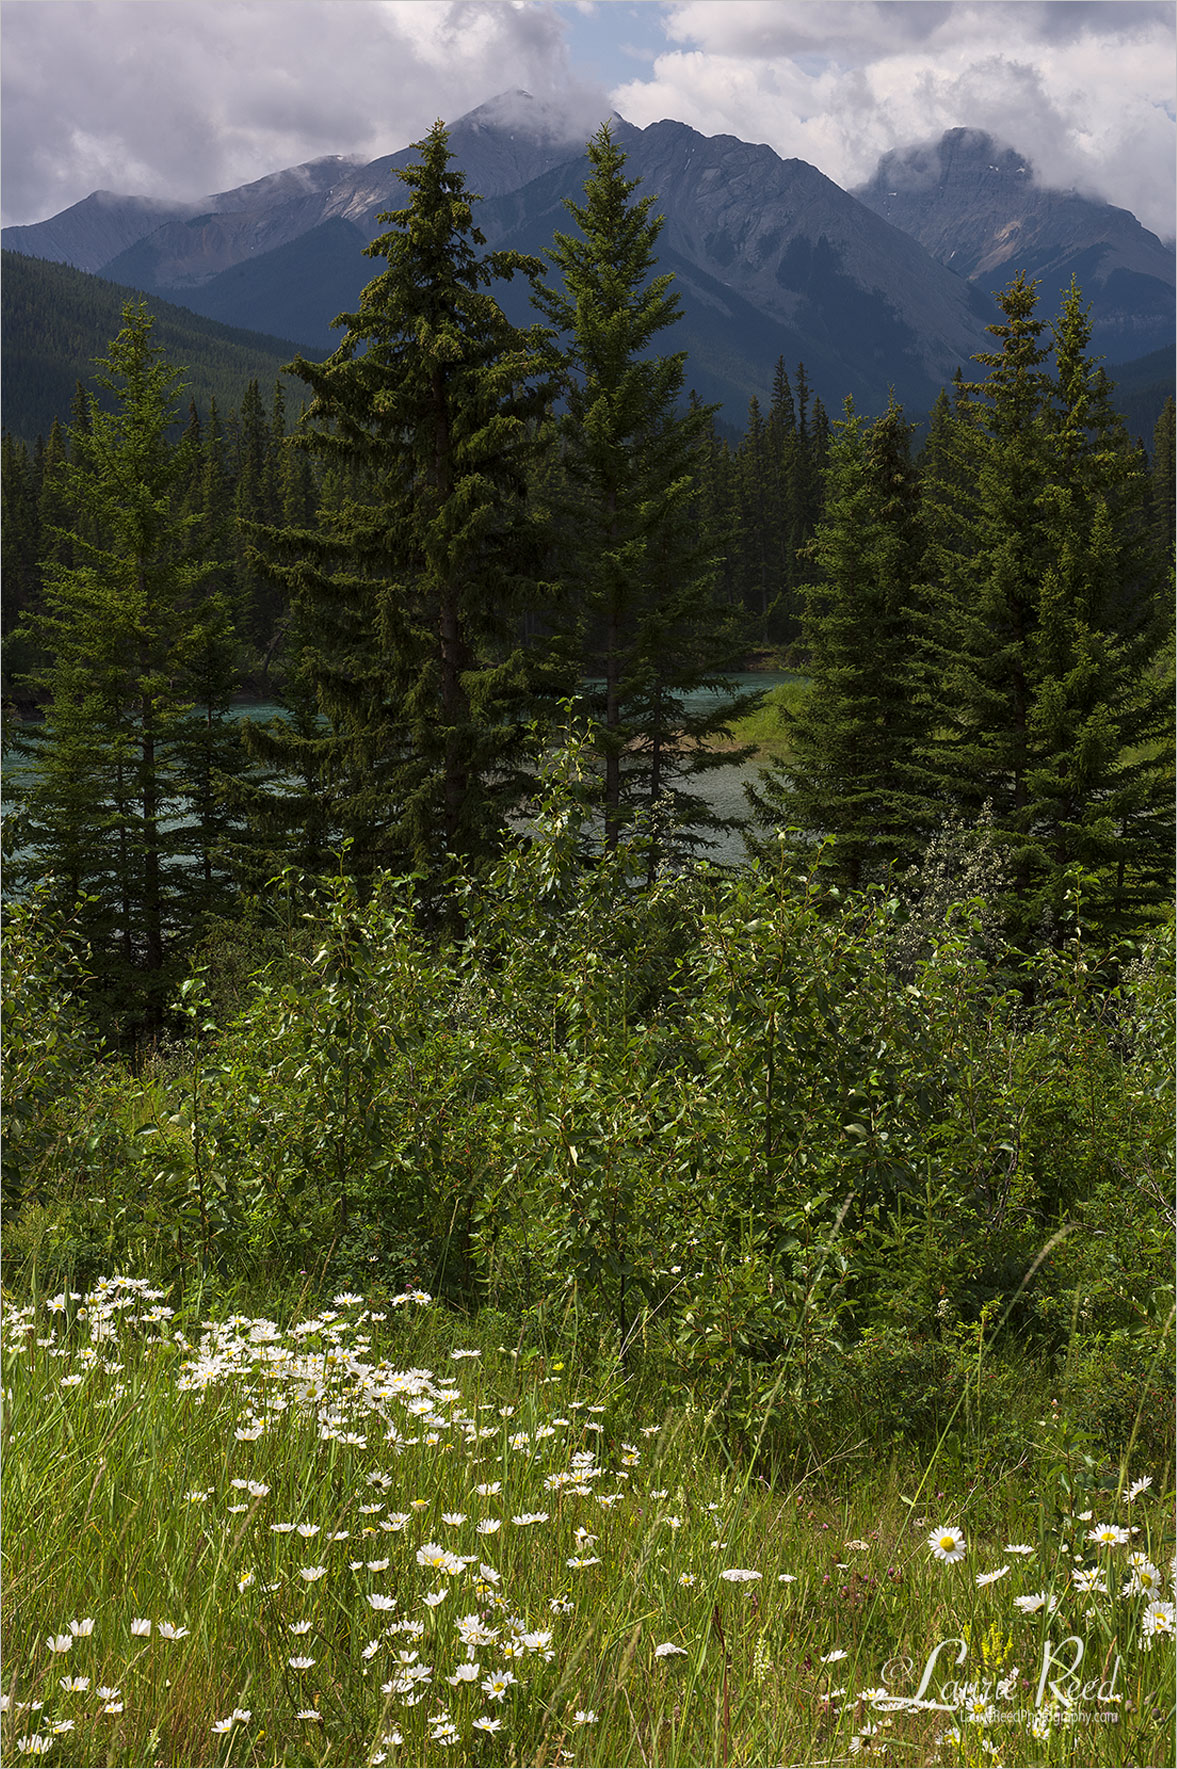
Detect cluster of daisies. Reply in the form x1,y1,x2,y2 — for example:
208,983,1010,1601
863,1502,1175,1761
922,1498,1174,1645
2,1278,770,1763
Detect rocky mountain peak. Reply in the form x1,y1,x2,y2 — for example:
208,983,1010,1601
856,127,1037,233
853,128,1174,358
458,88,592,146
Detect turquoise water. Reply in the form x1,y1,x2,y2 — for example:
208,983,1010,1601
5,673,796,874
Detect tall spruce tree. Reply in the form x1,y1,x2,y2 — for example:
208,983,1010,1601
7,302,238,1034
745,397,930,882
243,121,559,894
1025,282,1174,937
534,123,755,868
922,275,1173,944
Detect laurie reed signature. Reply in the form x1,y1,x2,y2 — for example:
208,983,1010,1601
878,1634,1123,1716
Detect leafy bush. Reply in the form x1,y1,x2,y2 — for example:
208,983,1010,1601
3,770,1172,1474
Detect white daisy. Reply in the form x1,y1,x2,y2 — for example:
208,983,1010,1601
928,1526,966,1563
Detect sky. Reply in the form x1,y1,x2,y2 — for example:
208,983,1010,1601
2,1,1174,238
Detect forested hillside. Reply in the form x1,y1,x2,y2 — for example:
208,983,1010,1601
1,250,308,443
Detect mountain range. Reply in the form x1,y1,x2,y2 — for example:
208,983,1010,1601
4,90,1173,431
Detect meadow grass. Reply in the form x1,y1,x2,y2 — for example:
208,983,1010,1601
3,1277,1173,1768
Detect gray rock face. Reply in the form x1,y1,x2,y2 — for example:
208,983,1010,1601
622,120,992,389
2,156,363,276
0,190,200,275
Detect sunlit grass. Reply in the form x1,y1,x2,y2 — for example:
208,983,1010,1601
723,677,811,760
3,1278,1173,1767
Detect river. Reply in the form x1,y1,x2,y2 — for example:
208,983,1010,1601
4,672,799,874
233,672,798,868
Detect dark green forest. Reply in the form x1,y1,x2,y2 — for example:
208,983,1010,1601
0,249,310,445
3,123,1173,1480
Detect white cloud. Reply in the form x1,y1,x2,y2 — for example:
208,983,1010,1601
615,1,1176,236
0,0,600,226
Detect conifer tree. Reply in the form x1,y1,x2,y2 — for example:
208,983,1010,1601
922,275,1173,944
231,378,281,660
534,123,754,867
766,358,800,644
1152,395,1175,559
244,121,559,892
735,395,782,644
1,434,42,683
920,274,1053,908
746,397,930,882
36,419,72,572
1025,283,1173,937
7,302,238,1033
697,411,739,614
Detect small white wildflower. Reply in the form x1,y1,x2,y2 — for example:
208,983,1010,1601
1140,1599,1176,1647
1013,1591,1057,1614
1087,1523,1130,1547
975,1566,1010,1587
928,1526,966,1564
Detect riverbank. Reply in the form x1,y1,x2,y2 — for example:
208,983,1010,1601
714,674,809,760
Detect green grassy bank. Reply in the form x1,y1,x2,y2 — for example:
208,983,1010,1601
3,1280,1173,1768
